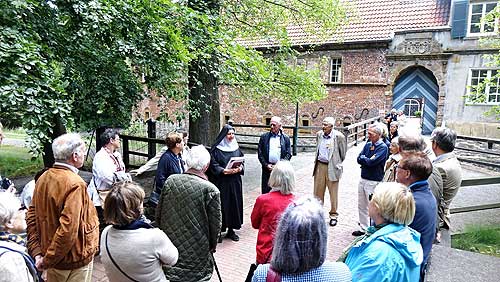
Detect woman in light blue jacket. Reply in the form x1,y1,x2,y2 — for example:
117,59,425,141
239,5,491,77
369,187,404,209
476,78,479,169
344,182,423,282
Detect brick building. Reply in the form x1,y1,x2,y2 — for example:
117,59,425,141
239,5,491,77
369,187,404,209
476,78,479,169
141,0,500,137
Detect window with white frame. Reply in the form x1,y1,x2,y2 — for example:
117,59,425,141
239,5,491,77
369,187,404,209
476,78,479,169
468,1,498,35
330,58,342,83
467,69,500,104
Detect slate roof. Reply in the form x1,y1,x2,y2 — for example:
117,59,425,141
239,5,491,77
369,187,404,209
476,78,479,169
240,0,451,48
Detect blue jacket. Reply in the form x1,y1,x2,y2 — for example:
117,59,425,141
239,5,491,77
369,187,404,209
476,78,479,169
345,224,423,282
357,140,388,181
408,180,437,269
151,150,184,205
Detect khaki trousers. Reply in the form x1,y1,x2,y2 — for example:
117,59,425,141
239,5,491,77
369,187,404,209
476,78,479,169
313,162,339,218
46,260,93,282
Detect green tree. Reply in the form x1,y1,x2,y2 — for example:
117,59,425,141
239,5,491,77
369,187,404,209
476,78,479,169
0,0,348,163
466,5,500,120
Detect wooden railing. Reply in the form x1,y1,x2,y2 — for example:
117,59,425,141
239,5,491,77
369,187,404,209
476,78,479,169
450,176,500,214
117,116,382,169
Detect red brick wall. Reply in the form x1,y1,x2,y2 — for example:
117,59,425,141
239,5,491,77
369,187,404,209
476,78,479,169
139,48,391,127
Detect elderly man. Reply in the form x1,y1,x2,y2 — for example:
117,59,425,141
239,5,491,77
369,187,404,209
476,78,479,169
156,145,222,282
313,117,347,227
257,116,292,194
26,133,99,282
353,123,388,236
431,127,462,233
396,151,437,277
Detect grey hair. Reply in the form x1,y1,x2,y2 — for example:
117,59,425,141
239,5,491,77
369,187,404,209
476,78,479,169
368,122,383,136
268,161,295,195
271,116,282,124
431,127,457,153
101,128,120,145
271,196,327,274
390,121,399,127
398,134,426,152
52,133,85,162
186,145,211,171
0,192,21,230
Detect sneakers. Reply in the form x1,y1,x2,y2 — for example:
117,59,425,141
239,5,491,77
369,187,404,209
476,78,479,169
352,230,366,236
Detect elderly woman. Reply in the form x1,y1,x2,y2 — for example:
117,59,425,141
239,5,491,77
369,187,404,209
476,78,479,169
0,192,38,282
382,137,401,182
389,121,399,142
101,181,178,282
252,197,352,282
250,161,295,266
210,124,244,241
343,182,423,282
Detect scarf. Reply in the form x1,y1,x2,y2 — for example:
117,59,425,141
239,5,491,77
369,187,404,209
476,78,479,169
112,215,154,230
0,231,26,246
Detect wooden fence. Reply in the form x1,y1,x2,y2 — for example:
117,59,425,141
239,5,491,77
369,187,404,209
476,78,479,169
119,116,382,169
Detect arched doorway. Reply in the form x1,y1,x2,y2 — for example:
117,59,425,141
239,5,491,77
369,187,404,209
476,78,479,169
392,66,439,135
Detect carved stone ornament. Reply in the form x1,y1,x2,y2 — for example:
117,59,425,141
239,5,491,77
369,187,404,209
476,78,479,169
394,39,442,55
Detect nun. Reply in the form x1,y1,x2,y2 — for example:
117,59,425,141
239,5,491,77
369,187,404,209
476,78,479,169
209,124,244,241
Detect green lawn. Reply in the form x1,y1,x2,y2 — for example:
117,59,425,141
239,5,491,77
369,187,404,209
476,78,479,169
452,225,500,258
0,145,43,178
2,128,27,140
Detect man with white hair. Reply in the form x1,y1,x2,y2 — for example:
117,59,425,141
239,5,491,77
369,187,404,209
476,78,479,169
313,117,347,227
156,145,222,282
257,116,292,194
26,133,99,282
353,123,389,236
430,127,462,235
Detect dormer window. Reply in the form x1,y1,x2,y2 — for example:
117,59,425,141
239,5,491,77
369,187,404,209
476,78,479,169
468,2,498,36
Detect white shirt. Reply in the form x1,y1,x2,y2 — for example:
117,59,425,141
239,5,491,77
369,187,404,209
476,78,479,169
268,134,281,164
318,134,333,163
88,148,126,206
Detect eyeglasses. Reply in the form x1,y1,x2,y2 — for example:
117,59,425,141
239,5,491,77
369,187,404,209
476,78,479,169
394,164,407,171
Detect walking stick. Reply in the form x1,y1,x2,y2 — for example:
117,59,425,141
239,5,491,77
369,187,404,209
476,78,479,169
211,253,223,282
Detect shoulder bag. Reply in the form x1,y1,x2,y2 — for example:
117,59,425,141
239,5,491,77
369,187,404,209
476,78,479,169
105,230,139,282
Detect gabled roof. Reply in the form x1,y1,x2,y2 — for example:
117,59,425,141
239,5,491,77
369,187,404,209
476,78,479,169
240,0,451,48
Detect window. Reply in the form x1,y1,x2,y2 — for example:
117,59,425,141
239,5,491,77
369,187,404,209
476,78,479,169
468,2,498,35
262,112,273,125
404,99,421,117
467,69,500,104
330,58,342,83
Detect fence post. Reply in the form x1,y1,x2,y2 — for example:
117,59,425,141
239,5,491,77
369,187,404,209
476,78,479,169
293,102,298,156
122,137,130,168
488,141,493,150
363,123,367,141
342,127,349,146
354,126,358,146
147,119,156,159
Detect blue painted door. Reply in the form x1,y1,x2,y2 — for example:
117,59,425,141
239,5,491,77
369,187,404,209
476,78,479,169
392,67,439,135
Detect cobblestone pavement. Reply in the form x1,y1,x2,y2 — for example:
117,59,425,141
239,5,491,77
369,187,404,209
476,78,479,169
91,144,499,282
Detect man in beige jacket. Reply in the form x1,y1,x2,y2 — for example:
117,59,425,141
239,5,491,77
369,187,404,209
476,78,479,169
313,117,347,227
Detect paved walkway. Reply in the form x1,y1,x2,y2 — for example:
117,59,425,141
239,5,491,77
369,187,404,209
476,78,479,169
90,144,499,282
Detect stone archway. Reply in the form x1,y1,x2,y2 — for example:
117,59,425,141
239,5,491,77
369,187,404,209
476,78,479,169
392,66,439,135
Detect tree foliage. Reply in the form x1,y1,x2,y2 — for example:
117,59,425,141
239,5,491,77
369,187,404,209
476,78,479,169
0,0,348,155
467,5,500,120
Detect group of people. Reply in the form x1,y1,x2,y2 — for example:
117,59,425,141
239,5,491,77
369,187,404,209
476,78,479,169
0,112,463,282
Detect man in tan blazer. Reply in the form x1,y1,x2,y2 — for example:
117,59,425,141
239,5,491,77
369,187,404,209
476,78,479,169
431,127,462,234
313,117,347,226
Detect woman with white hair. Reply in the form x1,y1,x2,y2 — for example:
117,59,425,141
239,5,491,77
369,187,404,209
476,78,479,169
248,161,295,280
343,182,423,282
0,192,38,282
252,196,351,282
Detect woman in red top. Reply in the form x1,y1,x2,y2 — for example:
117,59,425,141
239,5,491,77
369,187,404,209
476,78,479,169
251,161,295,265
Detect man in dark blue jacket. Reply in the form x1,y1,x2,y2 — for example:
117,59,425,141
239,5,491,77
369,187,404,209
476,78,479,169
257,116,292,194
353,123,388,236
396,151,437,280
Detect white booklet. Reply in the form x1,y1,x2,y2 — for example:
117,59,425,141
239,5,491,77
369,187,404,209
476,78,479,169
225,157,245,169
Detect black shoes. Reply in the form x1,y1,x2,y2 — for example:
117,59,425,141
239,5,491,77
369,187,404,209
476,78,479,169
225,231,239,241
352,230,366,236
329,218,338,227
